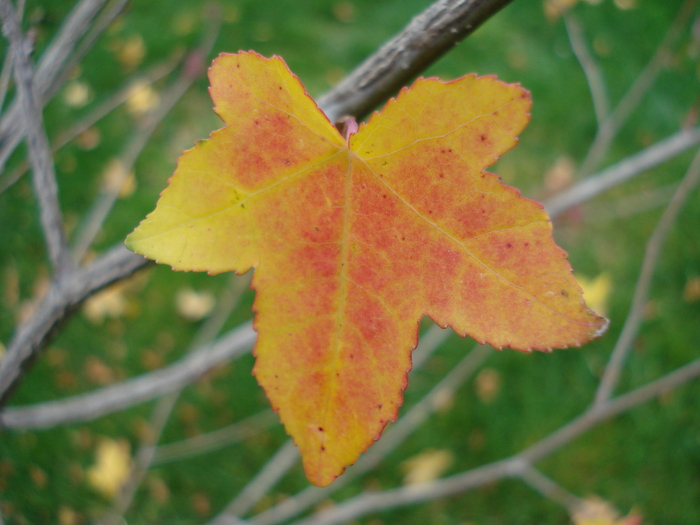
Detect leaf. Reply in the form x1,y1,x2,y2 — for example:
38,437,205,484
126,51,607,486
400,448,453,485
572,497,644,525
86,437,132,498
175,287,215,320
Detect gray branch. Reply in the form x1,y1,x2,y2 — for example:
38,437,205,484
317,0,515,123
0,0,73,276
0,0,112,172
0,321,256,428
0,245,148,404
289,357,700,525
544,126,700,217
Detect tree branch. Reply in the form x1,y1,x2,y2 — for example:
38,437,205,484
564,14,608,128
0,245,148,404
151,410,279,466
210,440,299,525
577,0,698,177
594,148,700,404
0,320,255,428
0,0,113,172
286,357,700,525
0,0,74,276
544,126,700,217
317,0,515,123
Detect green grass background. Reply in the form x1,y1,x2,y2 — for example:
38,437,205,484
0,0,699,523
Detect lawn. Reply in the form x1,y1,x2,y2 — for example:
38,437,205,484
0,0,699,523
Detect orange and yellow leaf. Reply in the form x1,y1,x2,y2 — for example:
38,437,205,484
126,51,607,486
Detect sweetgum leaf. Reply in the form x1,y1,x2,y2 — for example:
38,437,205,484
126,51,608,486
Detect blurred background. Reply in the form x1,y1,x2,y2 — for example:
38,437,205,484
0,0,699,523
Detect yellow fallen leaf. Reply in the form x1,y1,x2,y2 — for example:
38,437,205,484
613,0,636,10
572,496,643,525
544,0,580,21
101,159,136,197
400,449,453,485
575,272,612,318
683,275,700,303
544,155,575,194
176,288,215,321
63,80,92,108
117,35,146,70
86,438,133,499
127,82,160,116
475,367,501,403
83,283,128,324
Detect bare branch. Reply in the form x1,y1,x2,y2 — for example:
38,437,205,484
594,148,700,404
0,0,74,276
43,0,129,105
99,266,248,525
317,0,515,123
0,321,256,428
518,465,584,512
564,14,608,127
544,126,700,217
0,244,147,404
0,0,112,172
0,0,24,110
210,440,300,525
287,356,700,525
577,0,698,177
0,55,180,194
152,410,279,466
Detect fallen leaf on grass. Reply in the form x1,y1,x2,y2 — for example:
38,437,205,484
474,367,502,403
683,275,700,302
86,438,133,499
175,288,215,320
400,449,454,485
572,496,643,525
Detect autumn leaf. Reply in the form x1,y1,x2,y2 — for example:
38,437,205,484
86,437,133,498
126,51,607,486
400,448,454,485
572,496,643,525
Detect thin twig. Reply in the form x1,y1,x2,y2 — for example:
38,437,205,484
0,55,180,195
1,0,74,277
0,0,111,172
518,465,584,512
564,14,609,128
210,440,300,524
287,357,700,525
577,0,698,177
152,410,279,466
582,182,678,223
0,320,256,428
43,0,129,106
521,357,700,465
0,244,147,404
99,267,248,525
0,0,23,110
594,147,700,405
544,126,700,217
